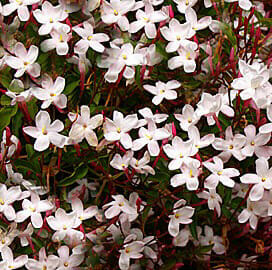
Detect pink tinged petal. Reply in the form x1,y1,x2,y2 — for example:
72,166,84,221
186,177,199,190
168,56,182,70
54,94,67,109
90,41,105,53
164,90,177,100
56,42,69,56
74,40,89,54
14,68,26,78
118,16,129,31
241,145,254,157
13,255,28,268
223,168,240,177
168,159,183,170
105,206,121,219
48,133,66,148
240,173,259,184
166,42,180,53
148,140,160,156
27,63,41,78
249,184,264,201
23,127,40,138
239,0,252,10
27,45,39,63
15,210,30,223
85,128,98,146
249,214,258,229
5,56,23,69
38,24,53,35
120,133,132,149
46,216,61,230
34,135,50,151
231,77,249,90
132,138,147,151
54,77,65,94
58,245,69,259
4,205,16,221
170,174,186,187
244,124,256,138
184,59,196,73
31,212,43,228
256,158,269,177
2,3,17,16
18,5,30,21
259,123,272,134
41,39,56,52
145,23,157,39
168,218,179,237
119,253,129,270
68,254,84,267
220,176,235,188
143,85,158,95
129,20,145,33
204,175,219,189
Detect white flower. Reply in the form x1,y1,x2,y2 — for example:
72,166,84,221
163,136,199,170
197,189,222,216
1,130,19,159
130,151,155,175
199,226,226,254
41,25,71,56
33,1,68,35
69,105,103,146
103,195,138,220
132,120,170,156
168,42,198,72
238,199,267,229
2,0,40,21
46,208,84,242
143,80,180,105
101,0,135,31
260,104,272,134
17,223,33,247
104,111,138,149
71,198,98,227
119,236,144,270
137,107,168,127
110,151,133,171
129,2,167,39
212,126,246,162
73,21,110,54
168,199,194,237
185,7,212,36
5,42,40,78
173,0,197,14
174,104,200,131
15,191,54,228
31,74,67,109
231,60,269,100
56,246,84,270
98,43,144,83
188,125,215,155
203,156,240,189
23,110,66,151
170,161,200,190
160,19,194,53
0,184,21,221
0,246,28,269
240,158,272,201
26,247,60,270
241,125,271,158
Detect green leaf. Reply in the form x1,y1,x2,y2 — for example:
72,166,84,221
196,244,214,254
189,221,198,240
0,95,11,106
58,163,88,186
12,110,23,137
0,105,18,136
63,80,80,95
27,99,38,119
13,159,40,173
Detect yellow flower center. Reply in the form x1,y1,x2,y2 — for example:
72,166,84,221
119,202,124,207
122,54,127,60
143,17,150,22
261,177,266,182
1,239,5,244
186,52,191,60
16,0,22,5
228,145,234,150
8,266,14,269
188,118,192,123
189,169,193,178
59,35,64,42
43,266,47,270
29,206,36,212
117,127,121,133
87,35,93,40
217,171,223,176
209,240,214,245
42,126,47,135
176,35,181,41
250,141,255,146
145,134,152,140
114,9,118,16
159,89,165,94
50,18,53,23
175,213,181,219
135,160,139,167
64,262,69,267
125,247,131,253
186,0,189,5
24,61,30,66
0,199,4,205
79,216,84,220
50,93,56,97
63,225,67,230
